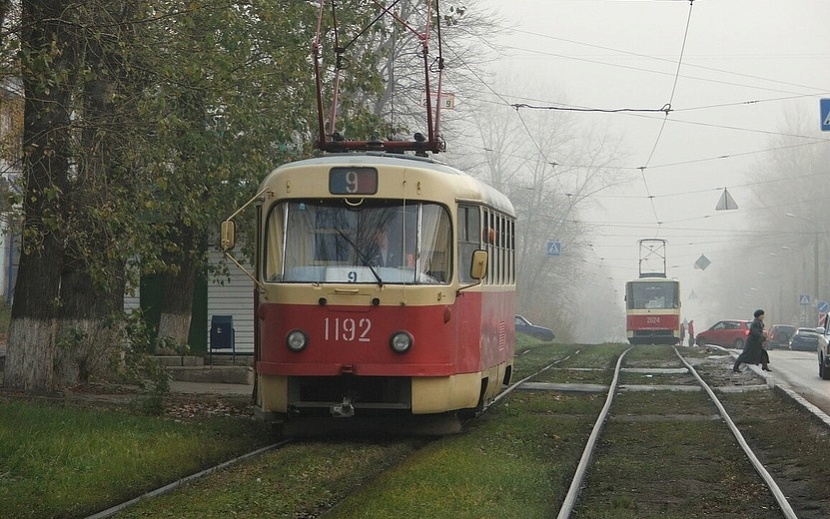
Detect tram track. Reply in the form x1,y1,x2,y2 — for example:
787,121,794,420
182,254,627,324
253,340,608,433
553,347,798,518
78,345,830,518
85,441,292,519
86,359,567,518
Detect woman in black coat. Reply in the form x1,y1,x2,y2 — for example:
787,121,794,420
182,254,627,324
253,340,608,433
732,309,771,372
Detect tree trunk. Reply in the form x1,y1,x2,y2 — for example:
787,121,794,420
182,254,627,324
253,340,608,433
156,267,196,354
56,266,126,385
56,29,128,386
4,0,76,393
156,226,199,354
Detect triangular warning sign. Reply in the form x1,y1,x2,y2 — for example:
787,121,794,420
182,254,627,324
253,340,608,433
715,188,737,211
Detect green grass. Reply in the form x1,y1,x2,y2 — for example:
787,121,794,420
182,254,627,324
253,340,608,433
572,389,782,519
115,440,425,518
622,344,683,367
513,341,626,378
326,390,604,519
5,341,825,518
0,399,273,518
531,367,614,385
617,371,699,386
610,389,717,416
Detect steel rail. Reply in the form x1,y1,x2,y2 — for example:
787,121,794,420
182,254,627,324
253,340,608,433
675,348,798,519
556,347,632,519
485,349,584,412
87,350,567,519
85,440,291,519
555,347,797,518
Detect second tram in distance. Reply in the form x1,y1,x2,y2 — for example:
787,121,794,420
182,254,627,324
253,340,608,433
222,153,516,421
625,276,682,345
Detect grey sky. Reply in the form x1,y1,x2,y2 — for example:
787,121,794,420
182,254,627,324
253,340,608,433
465,0,830,330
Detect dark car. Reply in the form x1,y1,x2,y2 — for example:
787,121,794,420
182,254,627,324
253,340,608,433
789,327,821,351
767,324,796,349
515,315,555,342
694,319,751,349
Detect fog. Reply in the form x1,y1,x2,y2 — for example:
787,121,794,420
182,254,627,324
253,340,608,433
443,0,830,342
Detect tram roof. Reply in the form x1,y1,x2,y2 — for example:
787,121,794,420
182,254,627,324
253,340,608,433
268,153,515,216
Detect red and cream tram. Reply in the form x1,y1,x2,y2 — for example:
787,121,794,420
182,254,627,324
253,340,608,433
222,153,516,420
625,277,682,345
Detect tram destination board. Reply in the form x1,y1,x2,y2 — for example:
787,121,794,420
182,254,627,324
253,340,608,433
329,167,378,195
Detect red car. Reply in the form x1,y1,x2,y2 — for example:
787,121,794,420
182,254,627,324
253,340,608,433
695,320,751,349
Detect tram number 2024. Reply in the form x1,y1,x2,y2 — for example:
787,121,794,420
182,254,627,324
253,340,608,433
324,317,371,342
646,316,661,324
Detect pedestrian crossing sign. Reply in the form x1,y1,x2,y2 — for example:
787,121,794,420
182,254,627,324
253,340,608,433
546,240,562,256
822,99,830,131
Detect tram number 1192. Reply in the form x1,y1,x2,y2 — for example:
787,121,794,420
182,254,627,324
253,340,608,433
324,317,372,342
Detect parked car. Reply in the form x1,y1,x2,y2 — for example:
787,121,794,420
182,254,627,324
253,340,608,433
789,327,821,351
767,324,796,349
694,319,751,348
515,315,555,342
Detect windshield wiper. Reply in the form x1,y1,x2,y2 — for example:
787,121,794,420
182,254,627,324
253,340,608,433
334,226,383,286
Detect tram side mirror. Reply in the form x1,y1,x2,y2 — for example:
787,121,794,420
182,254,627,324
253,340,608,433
469,249,488,280
220,220,236,252
817,326,826,334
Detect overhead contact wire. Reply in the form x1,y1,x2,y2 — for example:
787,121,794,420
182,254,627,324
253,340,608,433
640,0,696,235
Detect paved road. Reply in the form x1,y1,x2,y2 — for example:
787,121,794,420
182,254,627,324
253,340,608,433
765,348,830,415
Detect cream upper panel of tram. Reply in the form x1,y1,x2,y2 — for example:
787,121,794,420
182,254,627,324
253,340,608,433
259,154,515,216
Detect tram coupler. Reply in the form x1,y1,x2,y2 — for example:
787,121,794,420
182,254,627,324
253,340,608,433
331,396,355,418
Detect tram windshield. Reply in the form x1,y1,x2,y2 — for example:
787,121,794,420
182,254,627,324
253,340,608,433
626,281,679,310
265,199,452,284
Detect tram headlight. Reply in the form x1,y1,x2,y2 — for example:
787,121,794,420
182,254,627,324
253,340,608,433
389,331,413,354
286,330,308,352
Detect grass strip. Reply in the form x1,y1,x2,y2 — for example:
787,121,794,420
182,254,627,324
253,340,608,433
325,390,604,519
0,399,272,518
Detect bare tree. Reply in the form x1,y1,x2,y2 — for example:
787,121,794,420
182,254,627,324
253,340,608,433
705,110,830,326
452,82,629,336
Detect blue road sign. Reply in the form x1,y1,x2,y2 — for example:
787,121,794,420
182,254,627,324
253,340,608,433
546,240,562,256
822,99,830,131
800,294,811,305
819,301,829,313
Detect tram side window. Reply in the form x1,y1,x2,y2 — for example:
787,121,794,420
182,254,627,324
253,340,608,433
509,220,515,283
420,205,452,283
484,210,493,284
458,205,480,283
492,212,501,285
499,215,506,284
